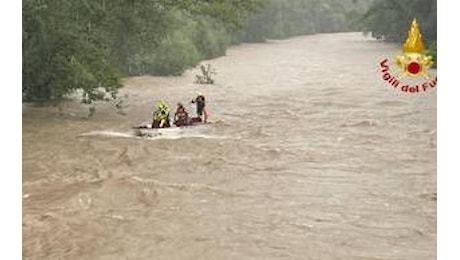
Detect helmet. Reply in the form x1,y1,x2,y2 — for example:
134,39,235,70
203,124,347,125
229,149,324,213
197,91,203,96
156,101,168,110
177,102,183,107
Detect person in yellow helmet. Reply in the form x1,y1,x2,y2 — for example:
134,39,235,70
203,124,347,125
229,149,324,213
152,101,170,128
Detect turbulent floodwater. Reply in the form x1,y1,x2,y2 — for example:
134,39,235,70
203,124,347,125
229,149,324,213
23,33,437,260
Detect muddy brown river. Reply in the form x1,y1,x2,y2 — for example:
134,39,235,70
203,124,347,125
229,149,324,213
23,33,437,259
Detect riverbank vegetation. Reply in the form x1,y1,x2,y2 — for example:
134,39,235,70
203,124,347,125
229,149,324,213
22,0,261,103
23,0,436,105
360,0,437,65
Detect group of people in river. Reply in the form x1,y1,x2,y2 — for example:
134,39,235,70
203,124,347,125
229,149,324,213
152,92,207,128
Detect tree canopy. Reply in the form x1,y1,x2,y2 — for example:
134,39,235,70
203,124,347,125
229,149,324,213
359,0,436,64
23,0,435,104
22,0,262,102
359,0,436,44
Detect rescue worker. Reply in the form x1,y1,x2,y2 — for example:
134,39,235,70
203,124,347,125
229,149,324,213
153,101,170,128
191,92,207,122
174,102,189,127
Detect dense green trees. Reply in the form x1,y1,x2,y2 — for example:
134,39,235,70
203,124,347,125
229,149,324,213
360,0,436,42
25,0,431,104
22,0,261,102
360,0,437,64
23,0,122,101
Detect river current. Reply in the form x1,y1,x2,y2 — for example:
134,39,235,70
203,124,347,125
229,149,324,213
23,33,437,260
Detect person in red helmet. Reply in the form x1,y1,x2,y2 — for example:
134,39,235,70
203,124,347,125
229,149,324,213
174,102,189,127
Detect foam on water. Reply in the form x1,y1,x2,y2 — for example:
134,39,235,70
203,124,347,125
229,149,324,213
79,130,135,138
79,129,230,140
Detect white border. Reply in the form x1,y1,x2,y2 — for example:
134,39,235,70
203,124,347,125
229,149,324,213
438,1,459,260
0,1,22,259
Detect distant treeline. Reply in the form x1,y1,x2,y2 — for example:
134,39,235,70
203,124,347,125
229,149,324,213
25,0,433,103
359,0,437,63
240,0,370,42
